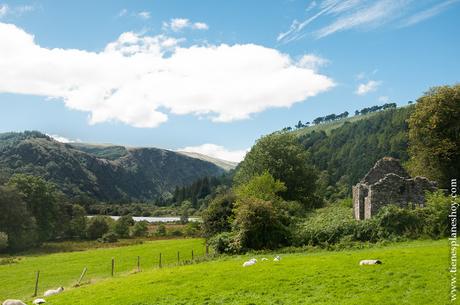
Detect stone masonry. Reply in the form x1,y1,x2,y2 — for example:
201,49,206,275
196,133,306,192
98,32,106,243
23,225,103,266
352,157,437,220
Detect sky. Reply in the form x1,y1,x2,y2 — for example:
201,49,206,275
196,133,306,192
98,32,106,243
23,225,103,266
0,0,459,162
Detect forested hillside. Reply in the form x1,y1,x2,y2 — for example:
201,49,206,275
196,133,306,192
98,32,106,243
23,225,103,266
0,131,225,202
297,106,413,199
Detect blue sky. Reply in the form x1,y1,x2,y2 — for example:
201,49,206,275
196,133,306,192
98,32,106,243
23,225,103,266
0,0,459,162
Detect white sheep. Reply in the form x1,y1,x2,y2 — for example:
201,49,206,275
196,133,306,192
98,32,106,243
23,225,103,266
2,300,26,305
273,255,281,262
359,259,382,265
44,287,64,297
33,299,46,304
242,259,257,267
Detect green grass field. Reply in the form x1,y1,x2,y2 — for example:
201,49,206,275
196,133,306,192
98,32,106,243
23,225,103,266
0,238,207,301
4,239,449,305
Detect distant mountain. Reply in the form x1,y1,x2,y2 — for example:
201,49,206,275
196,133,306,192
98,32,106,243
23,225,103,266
177,151,237,171
0,131,226,202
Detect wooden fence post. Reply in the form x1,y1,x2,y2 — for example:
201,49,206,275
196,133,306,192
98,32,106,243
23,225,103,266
137,256,140,272
177,251,180,264
33,270,40,297
159,253,162,268
77,267,87,286
111,258,115,277
206,244,209,256
192,250,194,261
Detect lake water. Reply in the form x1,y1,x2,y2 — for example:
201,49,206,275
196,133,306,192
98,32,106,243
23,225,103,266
87,215,201,223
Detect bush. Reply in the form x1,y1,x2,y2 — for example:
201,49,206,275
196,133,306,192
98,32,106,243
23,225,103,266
202,191,235,238
208,232,240,254
185,222,202,237
99,232,118,243
114,216,134,238
233,197,290,250
0,232,7,252
156,224,166,236
374,205,426,239
86,216,110,240
131,221,149,237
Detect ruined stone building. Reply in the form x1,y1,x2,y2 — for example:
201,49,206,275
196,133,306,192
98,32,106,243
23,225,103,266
352,157,437,220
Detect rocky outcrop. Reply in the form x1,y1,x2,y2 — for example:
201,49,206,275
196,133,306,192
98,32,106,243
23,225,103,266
353,157,436,220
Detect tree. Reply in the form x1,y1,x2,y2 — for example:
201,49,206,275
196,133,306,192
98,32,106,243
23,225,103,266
234,133,320,209
86,216,110,240
131,221,149,237
408,84,460,188
0,232,7,252
114,215,134,238
69,204,87,239
235,171,286,202
0,185,39,251
202,191,235,238
233,197,290,250
7,174,60,243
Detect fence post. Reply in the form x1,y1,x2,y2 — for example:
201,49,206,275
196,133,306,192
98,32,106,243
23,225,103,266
111,258,115,277
206,244,209,256
33,270,40,297
192,250,194,261
77,267,87,286
159,253,162,268
177,251,180,264
137,256,140,272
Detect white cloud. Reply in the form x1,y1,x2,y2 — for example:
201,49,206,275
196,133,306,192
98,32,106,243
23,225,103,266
298,54,329,71
315,1,407,38
138,11,150,19
400,0,459,28
47,134,80,143
0,23,335,128
179,144,248,162
0,4,8,17
192,22,209,30
118,9,128,17
355,80,381,95
0,4,34,18
165,18,209,32
378,95,389,103
278,0,459,42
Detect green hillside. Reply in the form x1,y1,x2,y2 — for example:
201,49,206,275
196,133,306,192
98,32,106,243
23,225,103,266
0,131,225,202
34,239,448,305
294,107,413,199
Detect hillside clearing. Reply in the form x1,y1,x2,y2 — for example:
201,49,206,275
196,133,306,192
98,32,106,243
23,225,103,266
42,239,449,305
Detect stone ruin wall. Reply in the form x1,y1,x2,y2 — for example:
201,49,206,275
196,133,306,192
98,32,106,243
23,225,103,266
353,157,437,220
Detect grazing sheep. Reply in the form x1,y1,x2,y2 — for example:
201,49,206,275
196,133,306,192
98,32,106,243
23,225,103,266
33,299,46,304
243,259,257,267
274,255,281,262
44,287,64,297
359,259,382,265
261,258,268,261
2,300,26,305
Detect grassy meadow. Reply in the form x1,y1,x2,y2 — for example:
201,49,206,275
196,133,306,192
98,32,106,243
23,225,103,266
2,239,449,305
0,238,206,301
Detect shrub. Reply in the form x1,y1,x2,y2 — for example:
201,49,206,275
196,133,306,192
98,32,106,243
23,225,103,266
185,222,202,237
208,232,240,254
131,221,149,237
424,190,451,237
99,232,118,243
233,197,290,250
156,224,166,236
374,205,426,239
114,216,134,238
0,232,7,252
86,216,110,240
202,191,235,238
